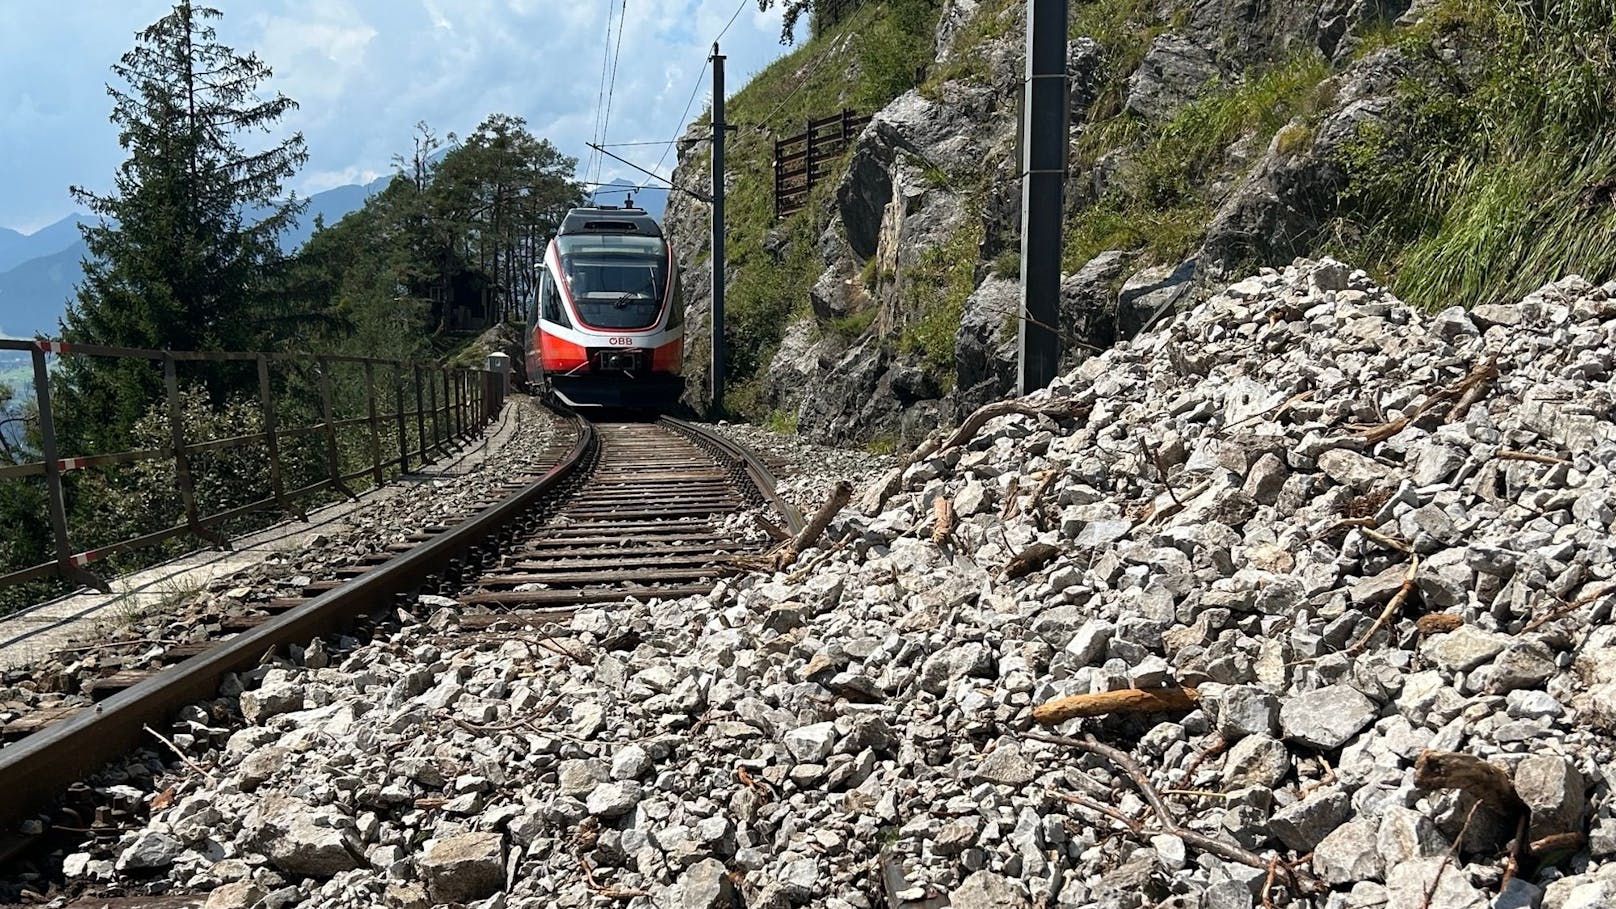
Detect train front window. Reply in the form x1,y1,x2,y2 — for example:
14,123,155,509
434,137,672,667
563,255,666,329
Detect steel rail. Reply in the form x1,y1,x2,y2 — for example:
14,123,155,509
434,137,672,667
658,416,806,534
0,413,595,833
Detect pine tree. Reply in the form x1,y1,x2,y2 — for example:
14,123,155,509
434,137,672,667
60,0,307,449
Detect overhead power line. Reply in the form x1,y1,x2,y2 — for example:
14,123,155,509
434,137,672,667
586,2,616,185
598,0,630,184
630,0,749,192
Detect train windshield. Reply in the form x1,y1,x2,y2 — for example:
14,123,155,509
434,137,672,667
558,235,667,329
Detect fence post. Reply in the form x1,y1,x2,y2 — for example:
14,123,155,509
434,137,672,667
773,138,784,220
317,356,356,499
448,370,460,443
165,354,226,547
442,369,455,448
363,360,383,487
803,117,817,196
458,370,471,436
30,347,107,592
427,367,443,457
394,363,409,474
414,365,429,464
257,354,301,519
841,107,853,142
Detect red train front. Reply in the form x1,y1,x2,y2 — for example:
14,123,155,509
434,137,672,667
525,204,685,408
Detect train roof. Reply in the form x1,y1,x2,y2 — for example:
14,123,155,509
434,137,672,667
558,206,663,238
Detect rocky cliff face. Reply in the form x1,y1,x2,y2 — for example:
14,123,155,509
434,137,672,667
665,0,1424,445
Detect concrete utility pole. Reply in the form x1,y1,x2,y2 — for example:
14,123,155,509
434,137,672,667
1017,0,1069,394
709,41,727,413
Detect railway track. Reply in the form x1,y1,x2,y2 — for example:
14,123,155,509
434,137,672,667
0,407,802,882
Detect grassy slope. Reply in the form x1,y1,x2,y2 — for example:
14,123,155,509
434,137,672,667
715,0,941,416
1329,0,1616,309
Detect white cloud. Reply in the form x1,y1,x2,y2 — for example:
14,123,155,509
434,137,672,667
0,0,793,230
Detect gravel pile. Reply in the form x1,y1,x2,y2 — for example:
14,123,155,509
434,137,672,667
0,398,558,760
712,421,893,516
57,261,1616,909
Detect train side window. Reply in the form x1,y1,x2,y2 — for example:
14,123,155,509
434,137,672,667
540,273,571,328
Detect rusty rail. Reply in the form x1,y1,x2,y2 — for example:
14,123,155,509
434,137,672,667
0,411,591,835
0,339,509,596
0,411,803,841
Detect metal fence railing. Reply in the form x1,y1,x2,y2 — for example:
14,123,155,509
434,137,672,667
0,338,508,596
773,108,872,219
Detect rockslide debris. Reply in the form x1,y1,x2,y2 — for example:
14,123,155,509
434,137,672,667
65,260,1616,909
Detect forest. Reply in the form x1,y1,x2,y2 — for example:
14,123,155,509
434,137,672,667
0,1,583,611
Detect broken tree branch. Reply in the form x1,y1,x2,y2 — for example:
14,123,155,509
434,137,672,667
144,724,216,783
1343,555,1420,656
1522,581,1616,633
771,480,852,569
1002,542,1060,580
931,497,955,545
1413,750,1524,815
1026,731,1327,895
861,398,1089,514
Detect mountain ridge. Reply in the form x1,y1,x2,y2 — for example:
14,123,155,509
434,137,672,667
0,174,394,339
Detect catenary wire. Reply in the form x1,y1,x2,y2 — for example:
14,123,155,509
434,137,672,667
751,33,841,133
629,0,750,192
585,2,617,189
597,0,630,186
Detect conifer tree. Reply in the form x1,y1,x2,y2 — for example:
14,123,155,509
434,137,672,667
61,1,307,448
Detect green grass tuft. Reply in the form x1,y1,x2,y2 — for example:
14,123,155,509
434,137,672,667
899,216,983,388
1064,50,1330,269
1330,0,1616,309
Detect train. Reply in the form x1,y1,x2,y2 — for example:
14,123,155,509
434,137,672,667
524,202,686,409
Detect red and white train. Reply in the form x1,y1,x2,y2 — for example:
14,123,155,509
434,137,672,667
525,204,685,408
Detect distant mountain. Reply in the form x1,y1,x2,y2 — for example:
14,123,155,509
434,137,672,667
0,215,91,274
0,241,87,338
279,174,394,250
0,177,396,339
591,178,668,220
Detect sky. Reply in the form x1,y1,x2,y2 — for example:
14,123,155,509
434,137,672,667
0,0,793,233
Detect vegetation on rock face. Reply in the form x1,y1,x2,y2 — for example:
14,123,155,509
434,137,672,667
901,215,983,388
706,0,944,417
1330,0,1616,309
1065,51,1332,270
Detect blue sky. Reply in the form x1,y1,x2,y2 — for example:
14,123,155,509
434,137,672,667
0,0,792,233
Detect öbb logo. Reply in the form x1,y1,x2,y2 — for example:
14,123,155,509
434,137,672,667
608,337,635,346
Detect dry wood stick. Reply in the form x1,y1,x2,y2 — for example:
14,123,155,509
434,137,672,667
999,475,1022,520
863,398,1088,514
1033,686,1200,725
1497,449,1572,466
1522,581,1616,633
1343,556,1420,656
1218,389,1315,436
1026,731,1326,895
1142,437,1182,507
54,638,180,657
931,497,955,545
1443,355,1500,423
1413,750,1524,814
144,724,216,783
1422,802,1480,909
774,480,852,569
753,514,792,542
1002,541,1060,580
